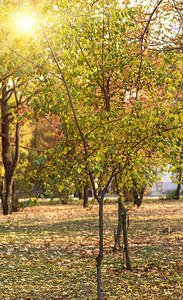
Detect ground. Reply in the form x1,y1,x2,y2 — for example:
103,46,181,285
0,199,182,299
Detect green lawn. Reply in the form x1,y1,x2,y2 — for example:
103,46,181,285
0,199,182,299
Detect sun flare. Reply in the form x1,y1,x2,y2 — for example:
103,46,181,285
16,15,34,33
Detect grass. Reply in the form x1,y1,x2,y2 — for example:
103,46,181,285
0,199,182,299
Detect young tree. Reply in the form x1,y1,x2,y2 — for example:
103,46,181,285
27,3,182,299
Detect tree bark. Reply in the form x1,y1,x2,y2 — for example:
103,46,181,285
115,175,132,271
1,83,20,215
132,179,146,207
175,169,182,200
12,181,20,212
78,190,83,200
58,187,69,204
83,185,89,207
132,186,146,207
113,196,122,251
119,199,132,271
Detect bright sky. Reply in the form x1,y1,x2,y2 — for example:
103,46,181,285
16,14,35,33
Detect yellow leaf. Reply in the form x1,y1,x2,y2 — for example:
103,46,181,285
158,142,164,148
174,114,179,122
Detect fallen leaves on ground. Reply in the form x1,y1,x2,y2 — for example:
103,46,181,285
0,199,182,299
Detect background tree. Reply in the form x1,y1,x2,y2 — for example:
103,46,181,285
0,65,40,214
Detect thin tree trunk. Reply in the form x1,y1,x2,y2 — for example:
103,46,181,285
119,200,132,271
7,179,14,214
132,178,146,207
113,196,122,251
78,190,83,200
83,185,89,207
115,175,132,271
133,186,146,207
175,169,182,200
96,197,104,300
12,181,19,212
175,183,182,200
139,186,146,206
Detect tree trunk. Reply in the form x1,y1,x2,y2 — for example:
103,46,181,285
96,197,104,300
78,190,83,200
115,175,132,271
59,187,69,204
175,169,182,200
1,83,20,215
12,181,20,212
132,186,146,207
119,199,132,271
0,179,7,214
113,196,122,251
83,185,89,207
132,179,146,207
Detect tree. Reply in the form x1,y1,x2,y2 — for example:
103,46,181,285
0,1,55,213
0,69,39,214
0,80,20,214
28,3,182,299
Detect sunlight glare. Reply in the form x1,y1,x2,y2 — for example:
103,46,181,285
16,15,34,33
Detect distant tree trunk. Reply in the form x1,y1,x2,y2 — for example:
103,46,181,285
59,187,70,204
132,179,146,207
0,83,20,215
175,169,182,200
123,189,133,203
78,190,83,200
83,185,89,207
115,175,132,271
132,186,146,207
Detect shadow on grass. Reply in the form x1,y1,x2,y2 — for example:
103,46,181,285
0,216,100,236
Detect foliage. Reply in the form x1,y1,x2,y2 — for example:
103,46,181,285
27,1,183,199
0,0,183,198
